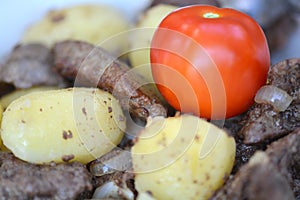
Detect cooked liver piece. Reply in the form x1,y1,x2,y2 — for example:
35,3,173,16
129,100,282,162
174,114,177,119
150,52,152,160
0,152,93,199
0,43,66,89
211,128,300,200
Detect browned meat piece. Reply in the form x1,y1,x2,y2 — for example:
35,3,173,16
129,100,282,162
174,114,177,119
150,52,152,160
0,152,93,199
224,115,267,173
211,128,300,200
232,137,266,173
0,82,14,97
151,0,220,7
239,58,300,144
0,43,66,89
266,128,300,198
53,40,168,122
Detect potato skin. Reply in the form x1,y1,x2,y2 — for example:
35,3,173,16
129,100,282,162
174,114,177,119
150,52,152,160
1,88,125,164
21,5,129,54
132,115,236,200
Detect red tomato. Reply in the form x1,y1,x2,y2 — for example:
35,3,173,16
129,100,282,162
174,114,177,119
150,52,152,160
150,5,270,119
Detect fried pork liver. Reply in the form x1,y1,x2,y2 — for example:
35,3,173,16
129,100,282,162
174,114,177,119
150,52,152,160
0,44,66,89
0,152,93,199
211,128,300,200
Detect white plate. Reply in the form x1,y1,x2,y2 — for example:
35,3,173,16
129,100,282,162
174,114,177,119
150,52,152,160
0,0,151,57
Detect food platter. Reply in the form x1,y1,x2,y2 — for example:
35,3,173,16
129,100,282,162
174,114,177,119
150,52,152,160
0,0,299,199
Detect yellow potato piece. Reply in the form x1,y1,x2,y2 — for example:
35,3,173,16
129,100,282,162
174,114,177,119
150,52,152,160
0,104,4,150
21,4,129,54
132,115,236,200
0,86,58,109
128,4,178,81
0,103,3,123
1,88,125,164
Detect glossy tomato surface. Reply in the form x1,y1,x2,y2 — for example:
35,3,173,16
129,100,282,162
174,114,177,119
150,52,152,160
150,5,270,119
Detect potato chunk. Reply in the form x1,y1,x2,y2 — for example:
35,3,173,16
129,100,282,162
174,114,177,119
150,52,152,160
21,5,129,54
128,4,178,81
1,88,125,164
132,115,236,200
0,86,58,109
0,103,2,123
0,104,3,149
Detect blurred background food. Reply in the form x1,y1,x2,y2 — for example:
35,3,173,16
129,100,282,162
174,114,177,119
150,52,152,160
1,0,299,64
21,4,130,55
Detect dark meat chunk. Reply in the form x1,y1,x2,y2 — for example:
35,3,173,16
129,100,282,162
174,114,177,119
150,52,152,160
211,128,300,200
0,152,93,199
0,43,66,89
239,58,300,144
269,59,300,98
266,128,300,198
151,0,220,7
0,82,14,97
53,40,167,122
211,152,295,200
232,137,266,174
224,114,267,173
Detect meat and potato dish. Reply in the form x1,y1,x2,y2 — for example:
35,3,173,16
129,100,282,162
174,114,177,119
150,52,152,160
0,1,299,200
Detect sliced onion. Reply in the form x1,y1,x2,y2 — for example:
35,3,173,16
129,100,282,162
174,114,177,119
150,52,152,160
254,85,293,112
92,181,134,200
89,148,132,176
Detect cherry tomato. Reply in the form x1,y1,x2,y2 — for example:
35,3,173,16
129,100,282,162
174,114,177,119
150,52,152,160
150,5,270,119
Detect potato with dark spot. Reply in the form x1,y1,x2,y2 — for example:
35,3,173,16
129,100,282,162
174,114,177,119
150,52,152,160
21,5,129,54
132,115,236,200
1,87,125,164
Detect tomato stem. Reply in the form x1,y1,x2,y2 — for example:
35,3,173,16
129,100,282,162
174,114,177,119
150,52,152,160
203,12,220,18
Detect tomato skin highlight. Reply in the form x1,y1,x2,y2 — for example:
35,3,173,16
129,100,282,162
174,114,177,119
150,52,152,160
150,5,270,119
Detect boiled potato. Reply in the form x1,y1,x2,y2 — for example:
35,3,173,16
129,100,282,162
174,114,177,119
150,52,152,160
21,5,129,54
0,104,3,150
1,87,125,164
0,103,2,123
132,115,236,200
128,4,177,81
0,86,58,109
